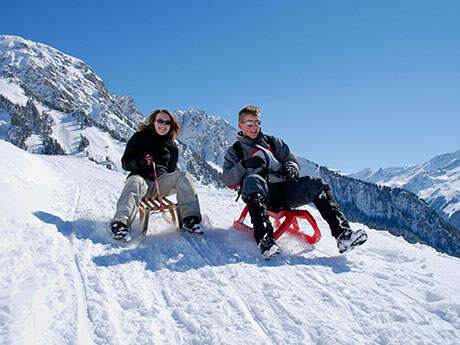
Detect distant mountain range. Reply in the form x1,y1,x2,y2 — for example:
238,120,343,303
1,35,458,257
350,151,460,230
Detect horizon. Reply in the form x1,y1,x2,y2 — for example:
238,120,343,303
1,1,459,173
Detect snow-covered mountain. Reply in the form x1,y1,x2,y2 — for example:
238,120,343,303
1,139,459,345
0,35,222,183
350,150,460,230
0,35,143,141
0,34,142,171
1,35,458,257
175,108,237,171
296,158,459,258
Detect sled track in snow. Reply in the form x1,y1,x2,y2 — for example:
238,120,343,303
183,234,277,344
69,184,95,344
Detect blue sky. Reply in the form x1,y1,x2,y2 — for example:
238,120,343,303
2,0,459,172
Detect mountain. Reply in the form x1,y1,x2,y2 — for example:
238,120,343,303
0,34,142,171
0,35,223,184
1,139,459,345
0,35,143,141
1,35,458,257
296,158,460,258
175,108,237,171
350,150,460,230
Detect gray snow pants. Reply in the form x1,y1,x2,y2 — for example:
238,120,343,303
241,174,330,209
112,170,201,227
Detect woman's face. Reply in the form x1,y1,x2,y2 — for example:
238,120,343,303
154,112,172,136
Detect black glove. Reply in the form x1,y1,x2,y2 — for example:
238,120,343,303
283,165,299,181
241,156,265,169
136,154,152,171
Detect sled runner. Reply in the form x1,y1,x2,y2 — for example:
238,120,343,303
139,196,182,234
233,206,322,245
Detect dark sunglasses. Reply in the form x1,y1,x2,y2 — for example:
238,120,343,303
156,119,172,125
244,120,261,127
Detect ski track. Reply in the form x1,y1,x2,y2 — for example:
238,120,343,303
1,144,460,345
182,234,275,344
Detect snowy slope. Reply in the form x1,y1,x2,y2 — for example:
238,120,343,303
1,139,459,345
351,150,460,230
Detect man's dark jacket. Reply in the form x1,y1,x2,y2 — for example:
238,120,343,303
222,131,300,189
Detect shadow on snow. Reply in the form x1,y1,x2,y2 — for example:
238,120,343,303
33,210,114,245
33,210,351,274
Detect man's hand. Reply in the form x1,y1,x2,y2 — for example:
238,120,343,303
283,165,299,181
241,156,265,169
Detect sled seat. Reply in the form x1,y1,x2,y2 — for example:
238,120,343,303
233,206,321,245
139,197,182,234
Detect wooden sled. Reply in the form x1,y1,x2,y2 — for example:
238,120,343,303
139,196,182,235
233,206,321,245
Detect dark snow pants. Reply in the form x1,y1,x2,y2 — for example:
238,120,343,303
241,174,330,210
241,173,348,239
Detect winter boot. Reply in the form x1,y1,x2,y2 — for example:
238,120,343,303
110,221,131,242
258,233,280,259
183,216,204,234
246,193,279,258
336,228,368,253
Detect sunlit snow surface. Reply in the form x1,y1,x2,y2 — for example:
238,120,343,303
0,139,459,345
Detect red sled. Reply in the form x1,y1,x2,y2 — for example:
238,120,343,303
233,206,322,245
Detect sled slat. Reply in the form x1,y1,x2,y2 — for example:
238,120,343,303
139,196,181,234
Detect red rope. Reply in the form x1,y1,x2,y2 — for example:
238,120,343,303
152,161,165,213
145,154,165,213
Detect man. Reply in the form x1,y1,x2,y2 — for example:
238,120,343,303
223,105,367,259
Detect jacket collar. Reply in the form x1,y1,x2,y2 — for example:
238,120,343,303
236,131,265,146
147,128,171,141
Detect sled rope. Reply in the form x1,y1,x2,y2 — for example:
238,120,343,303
151,161,165,213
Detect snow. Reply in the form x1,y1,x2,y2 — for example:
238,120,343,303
0,77,28,106
1,139,459,345
206,160,223,173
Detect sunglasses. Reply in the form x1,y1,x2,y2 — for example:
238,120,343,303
156,119,172,125
244,120,261,127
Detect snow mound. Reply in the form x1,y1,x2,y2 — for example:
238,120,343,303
0,139,459,345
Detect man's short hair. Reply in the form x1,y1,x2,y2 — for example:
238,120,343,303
238,105,261,123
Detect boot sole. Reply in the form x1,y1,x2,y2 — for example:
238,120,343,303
113,234,131,242
262,245,280,260
339,233,367,253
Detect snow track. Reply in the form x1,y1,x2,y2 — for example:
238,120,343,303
1,140,459,345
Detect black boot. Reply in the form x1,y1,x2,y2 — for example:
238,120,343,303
246,193,279,259
313,190,367,252
110,221,131,241
313,190,350,238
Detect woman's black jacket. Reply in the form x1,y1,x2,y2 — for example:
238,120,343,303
121,129,178,181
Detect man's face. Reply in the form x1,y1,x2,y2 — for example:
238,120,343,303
239,114,261,140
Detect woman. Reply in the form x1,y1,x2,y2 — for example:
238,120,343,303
110,109,203,241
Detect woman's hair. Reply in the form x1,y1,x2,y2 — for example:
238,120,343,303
138,109,181,139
